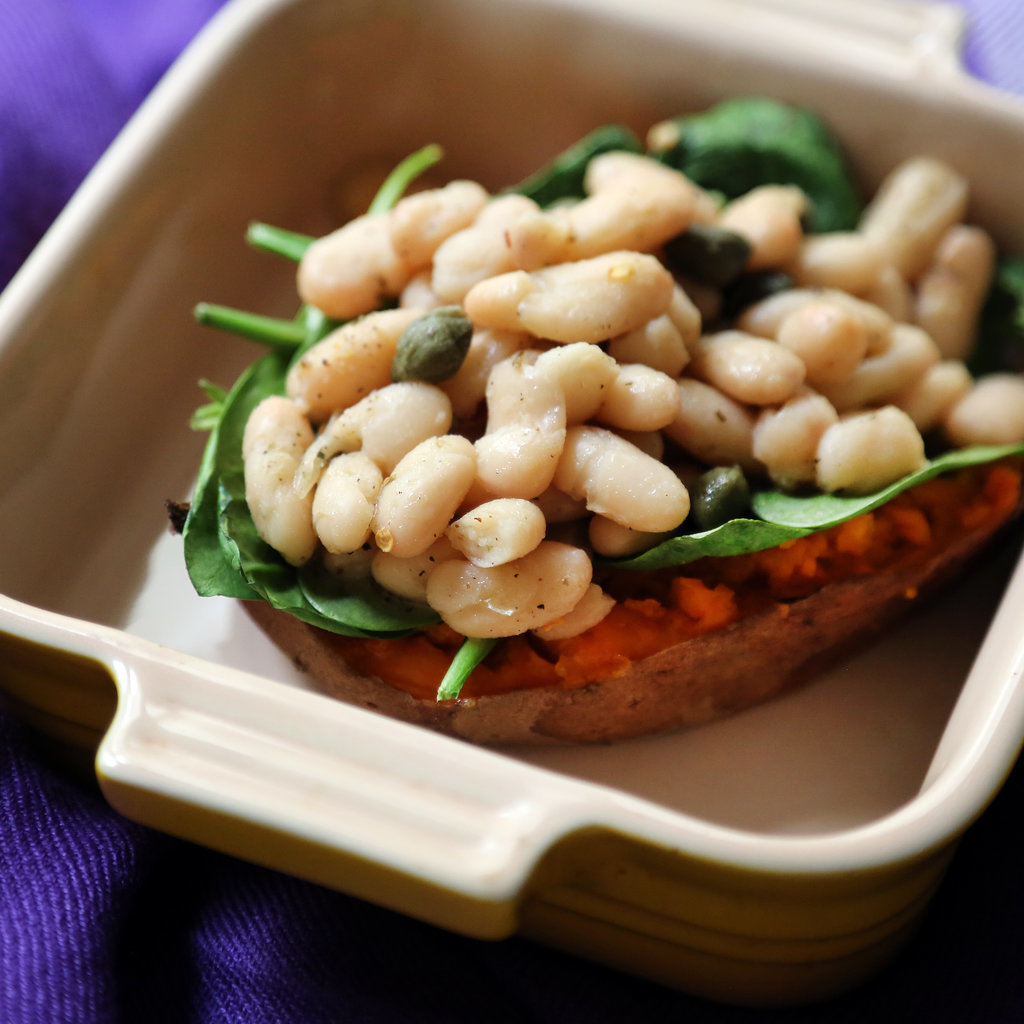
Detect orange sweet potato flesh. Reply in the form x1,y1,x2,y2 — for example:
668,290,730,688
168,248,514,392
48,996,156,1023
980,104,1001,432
246,464,1023,744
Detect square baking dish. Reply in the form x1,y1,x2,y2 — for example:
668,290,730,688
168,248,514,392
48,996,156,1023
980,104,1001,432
2,0,1024,1006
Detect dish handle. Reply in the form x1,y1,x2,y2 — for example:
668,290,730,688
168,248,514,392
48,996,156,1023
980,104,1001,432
599,0,971,86
88,625,581,939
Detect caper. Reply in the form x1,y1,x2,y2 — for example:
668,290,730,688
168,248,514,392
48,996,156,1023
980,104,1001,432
720,270,794,319
662,223,751,289
391,306,473,383
690,465,751,531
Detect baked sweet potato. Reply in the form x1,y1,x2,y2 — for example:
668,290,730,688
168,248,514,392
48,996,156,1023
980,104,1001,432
244,464,1023,744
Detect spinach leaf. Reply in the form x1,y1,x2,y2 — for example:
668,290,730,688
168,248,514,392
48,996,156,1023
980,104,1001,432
299,559,439,635
973,256,1024,376
508,124,642,207
649,96,861,232
189,379,228,432
602,517,812,570
182,347,438,637
751,443,1024,527
608,444,1024,570
183,355,286,600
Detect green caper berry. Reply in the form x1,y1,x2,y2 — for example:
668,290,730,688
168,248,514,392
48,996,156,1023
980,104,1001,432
391,306,473,383
662,223,752,289
690,465,751,531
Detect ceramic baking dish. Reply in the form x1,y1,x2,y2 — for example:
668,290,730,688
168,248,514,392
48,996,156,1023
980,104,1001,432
2,0,1024,1006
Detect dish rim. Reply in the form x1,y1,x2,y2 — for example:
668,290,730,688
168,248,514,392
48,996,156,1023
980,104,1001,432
1,0,1023,902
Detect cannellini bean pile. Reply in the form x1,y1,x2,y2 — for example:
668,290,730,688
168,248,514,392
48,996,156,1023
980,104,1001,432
243,146,1024,641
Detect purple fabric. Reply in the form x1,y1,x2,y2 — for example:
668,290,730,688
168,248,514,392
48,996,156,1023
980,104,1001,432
1,1,1023,1021
959,0,1024,93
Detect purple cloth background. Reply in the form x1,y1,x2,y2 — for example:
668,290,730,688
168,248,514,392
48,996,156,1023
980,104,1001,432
2,1,1023,1021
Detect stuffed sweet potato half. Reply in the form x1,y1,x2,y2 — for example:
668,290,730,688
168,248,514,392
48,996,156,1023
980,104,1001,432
177,98,1024,745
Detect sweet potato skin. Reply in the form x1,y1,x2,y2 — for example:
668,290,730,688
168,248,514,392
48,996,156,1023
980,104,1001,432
245,492,1018,744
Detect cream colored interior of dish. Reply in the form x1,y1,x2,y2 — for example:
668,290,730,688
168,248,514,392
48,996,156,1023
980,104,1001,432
2,0,1023,835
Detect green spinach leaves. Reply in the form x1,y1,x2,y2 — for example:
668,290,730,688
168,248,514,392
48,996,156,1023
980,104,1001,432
183,345,441,636
611,443,1024,570
649,96,862,232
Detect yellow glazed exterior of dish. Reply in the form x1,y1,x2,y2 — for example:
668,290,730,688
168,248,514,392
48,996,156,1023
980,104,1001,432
0,620,963,1005
3,0,1024,1006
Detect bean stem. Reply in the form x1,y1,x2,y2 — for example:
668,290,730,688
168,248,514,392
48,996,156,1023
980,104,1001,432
194,302,305,349
246,222,315,261
436,635,497,701
368,143,444,215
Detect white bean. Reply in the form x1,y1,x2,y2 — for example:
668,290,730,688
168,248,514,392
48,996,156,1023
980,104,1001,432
688,330,806,406
301,181,487,318
364,384,456,475
738,288,894,354
775,300,869,388
431,194,539,302
311,452,383,554
531,583,616,641
439,327,530,419
595,363,680,431
607,314,690,377
891,360,973,433
426,540,593,637
863,264,914,323
674,274,722,325
736,288,813,338
533,343,617,423
554,425,690,533
387,180,489,267
859,156,969,281
588,515,670,558
815,407,926,494
817,322,940,410
944,374,1024,447
399,271,445,310
788,231,884,295
645,118,684,154
531,485,589,524
295,381,452,494
913,225,997,360
613,429,665,461
297,216,409,321
752,389,839,489
372,434,477,558
463,250,674,344
582,149,685,193
242,396,317,566
446,498,547,567
664,378,759,470
718,185,806,270
285,307,423,422
371,536,459,603
668,284,704,349
452,474,500,516
475,354,567,498
510,152,699,269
